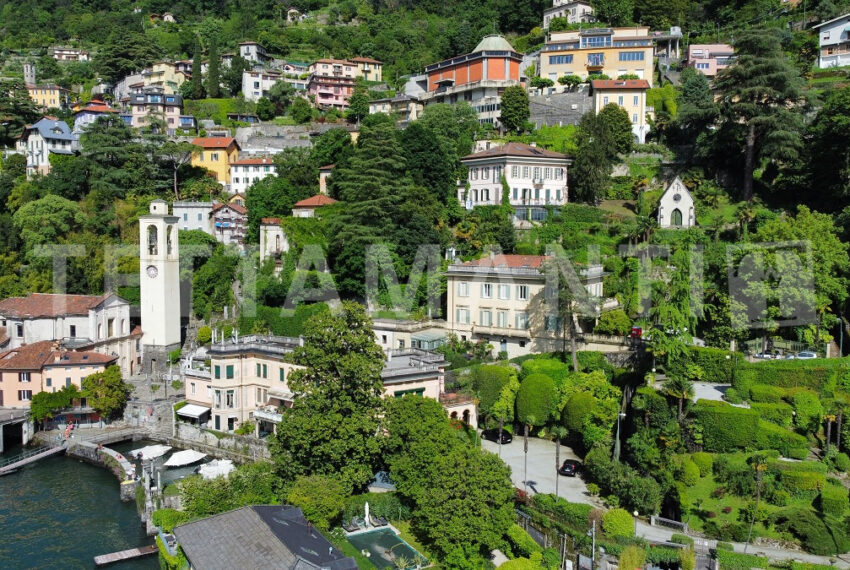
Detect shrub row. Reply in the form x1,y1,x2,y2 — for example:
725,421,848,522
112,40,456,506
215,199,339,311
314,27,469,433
734,357,850,395
343,492,411,522
715,549,769,569
751,402,793,426
749,384,785,403
691,452,713,476
755,420,808,455
780,469,827,499
820,482,849,517
506,524,543,558
693,402,760,452
530,494,593,529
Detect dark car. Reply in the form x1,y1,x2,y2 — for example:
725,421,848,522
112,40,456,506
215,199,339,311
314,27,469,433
558,459,581,477
482,428,513,444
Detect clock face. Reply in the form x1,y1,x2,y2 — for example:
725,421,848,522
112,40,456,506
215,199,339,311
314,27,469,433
146,265,158,278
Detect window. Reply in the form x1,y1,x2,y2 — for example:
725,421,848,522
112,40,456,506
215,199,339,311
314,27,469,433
511,166,519,177
633,96,639,106
548,54,574,65
191,382,196,395
517,285,529,300
457,282,469,297
522,166,530,178
483,167,490,179
545,315,562,332
480,310,492,326
108,318,114,337
19,372,30,383
603,96,609,105
225,390,235,408
394,387,425,398
262,364,267,378
618,96,624,106
544,167,551,179
513,188,518,200
198,213,202,221
497,310,508,328
618,51,645,61
256,363,261,377
533,167,541,180
582,36,611,48
226,365,234,379
515,312,529,330
183,213,188,221
69,325,76,337
498,284,510,299
18,390,32,401
695,63,709,70
279,367,286,382
16,324,23,337
214,365,221,379
632,113,638,123
65,378,71,388
46,378,52,387
211,153,219,161
481,283,493,298
456,308,470,324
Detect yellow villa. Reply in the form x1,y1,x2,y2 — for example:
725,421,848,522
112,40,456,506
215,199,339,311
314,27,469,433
540,26,655,85
191,137,240,185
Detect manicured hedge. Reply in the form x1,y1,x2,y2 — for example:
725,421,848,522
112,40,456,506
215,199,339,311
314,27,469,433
755,420,808,454
715,549,768,569
693,402,759,452
820,481,849,517
751,402,793,426
691,452,713,476
749,384,785,403
687,346,736,383
670,533,694,546
780,469,827,499
733,357,850,395
531,494,593,529
506,523,543,558
520,359,572,386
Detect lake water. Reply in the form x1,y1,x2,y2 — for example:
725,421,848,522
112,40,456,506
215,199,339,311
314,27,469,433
0,439,161,569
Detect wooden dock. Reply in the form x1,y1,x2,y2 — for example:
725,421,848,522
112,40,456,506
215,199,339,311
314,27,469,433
0,446,65,475
93,544,157,566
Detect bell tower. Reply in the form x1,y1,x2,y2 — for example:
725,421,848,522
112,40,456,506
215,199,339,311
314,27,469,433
139,199,181,373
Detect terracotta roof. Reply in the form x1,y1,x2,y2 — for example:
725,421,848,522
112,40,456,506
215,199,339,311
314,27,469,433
192,137,237,149
43,350,117,367
462,142,567,161
0,327,8,348
293,194,338,208
212,202,247,215
462,254,549,269
0,293,111,319
131,325,143,337
313,58,354,65
261,218,281,224
230,157,275,166
590,79,650,90
350,57,382,64
319,164,335,170
0,341,116,370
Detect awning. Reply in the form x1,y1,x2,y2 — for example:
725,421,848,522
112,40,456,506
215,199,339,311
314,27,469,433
412,329,447,342
164,449,207,467
176,404,211,419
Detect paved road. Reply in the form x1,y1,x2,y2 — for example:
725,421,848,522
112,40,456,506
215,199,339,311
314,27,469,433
484,434,850,568
481,436,599,506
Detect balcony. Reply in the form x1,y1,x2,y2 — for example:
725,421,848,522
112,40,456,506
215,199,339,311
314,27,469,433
532,177,543,185
586,55,605,69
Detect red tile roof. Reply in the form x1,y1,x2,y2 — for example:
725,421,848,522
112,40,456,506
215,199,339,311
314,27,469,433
293,194,338,208
462,142,567,161
230,157,275,166
212,202,247,215
0,341,116,370
192,137,237,149
319,164,335,170
131,325,143,337
0,327,8,348
261,218,281,224
462,254,549,269
350,57,382,64
313,58,355,65
590,79,650,90
0,293,110,319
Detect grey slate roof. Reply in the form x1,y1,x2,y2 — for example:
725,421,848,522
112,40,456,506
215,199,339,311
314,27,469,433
173,505,357,570
27,118,75,142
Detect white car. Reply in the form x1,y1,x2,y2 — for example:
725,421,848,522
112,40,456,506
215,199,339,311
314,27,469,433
796,351,817,359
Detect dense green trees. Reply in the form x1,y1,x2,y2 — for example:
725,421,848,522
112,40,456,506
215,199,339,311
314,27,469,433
500,85,530,134
0,79,40,146
82,365,130,420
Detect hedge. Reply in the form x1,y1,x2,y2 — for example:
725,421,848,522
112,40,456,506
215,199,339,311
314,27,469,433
670,533,694,546
749,384,785,403
754,420,808,455
516,373,559,424
687,346,736,383
506,523,543,558
679,458,700,486
780,469,827,499
733,357,850,395
820,481,849,517
693,402,759,451
471,365,515,414
152,508,192,532
343,492,411,521
751,402,793,426
531,494,593,529
520,359,572,386
715,549,769,569
691,452,713,476
601,508,634,538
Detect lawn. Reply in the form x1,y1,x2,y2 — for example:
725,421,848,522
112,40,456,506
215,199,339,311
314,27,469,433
598,200,637,218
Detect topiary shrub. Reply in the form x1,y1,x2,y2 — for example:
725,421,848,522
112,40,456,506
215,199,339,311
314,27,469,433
820,480,849,517
470,364,515,415
751,402,793,426
780,468,827,499
788,447,809,460
693,402,759,451
670,533,694,546
516,373,559,425
679,458,700,486
687,346,736,383
601,508,634,538
715,549,768,568
835,452,850,472
755,420,808,455
594,309,632,336
691,452,713,476
749,384,785,403
197,325,212,344
562,391,596,432
531,494,593,528
792,391,824,433
724,387,743,404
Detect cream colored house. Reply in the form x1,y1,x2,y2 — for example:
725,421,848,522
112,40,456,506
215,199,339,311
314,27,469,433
350,57,383,82
543,0,594,29
182,335,475,435
446,254,604,359
540,27,654,85
590,79,650,143
142,62,187,94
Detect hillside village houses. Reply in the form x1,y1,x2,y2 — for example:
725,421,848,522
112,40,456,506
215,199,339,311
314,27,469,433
229,157,277,194
291,194,337,218
190,136,241,186
71,98,118,134
48,46,90,62
211,202,248,246
589,79,651,143
420,35,523,127
657,176,696,229
16,117,79,176
540,27,655,85
813,13,850,68
459,141,569,220
543,0,595,29
0,293,140,377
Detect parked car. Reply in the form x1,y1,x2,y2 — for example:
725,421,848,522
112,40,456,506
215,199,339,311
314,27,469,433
797,351,817,359
482,428,513,444
558,459,581,477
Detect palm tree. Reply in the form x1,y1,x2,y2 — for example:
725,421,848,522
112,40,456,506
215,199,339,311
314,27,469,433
737,202,755,238
663,376,694,422
636,215,657,244
551,426,568,498
744,453,768,553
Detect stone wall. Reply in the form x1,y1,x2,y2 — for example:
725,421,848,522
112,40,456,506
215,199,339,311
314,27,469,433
171,422,269,462
529,87,594,128
66,440,138,501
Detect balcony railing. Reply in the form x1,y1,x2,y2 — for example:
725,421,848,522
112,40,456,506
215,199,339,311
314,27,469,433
586,55,605,67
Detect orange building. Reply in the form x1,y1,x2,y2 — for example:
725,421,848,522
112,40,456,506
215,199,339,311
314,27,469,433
421,35,523,128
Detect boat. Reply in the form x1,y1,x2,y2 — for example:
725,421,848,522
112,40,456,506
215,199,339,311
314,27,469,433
163,450,206,468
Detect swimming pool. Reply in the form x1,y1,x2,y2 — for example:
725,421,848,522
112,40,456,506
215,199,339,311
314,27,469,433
346,528,427,569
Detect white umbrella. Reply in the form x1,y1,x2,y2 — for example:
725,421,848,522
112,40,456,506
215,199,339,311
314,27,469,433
130,445,172,460
164,449,207,467
199,459,235,480
365,502,370,527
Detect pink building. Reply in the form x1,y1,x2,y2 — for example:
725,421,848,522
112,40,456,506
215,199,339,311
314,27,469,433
687,44,734,77
307,59,357,109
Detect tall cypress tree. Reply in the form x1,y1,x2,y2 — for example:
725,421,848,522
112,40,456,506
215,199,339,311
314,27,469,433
206,38,221,98
190,37,205,99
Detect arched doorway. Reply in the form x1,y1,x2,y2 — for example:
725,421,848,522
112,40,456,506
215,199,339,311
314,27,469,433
462,409,470,425
671,208,683,227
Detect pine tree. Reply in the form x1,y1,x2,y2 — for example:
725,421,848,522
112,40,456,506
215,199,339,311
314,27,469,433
499,85,529,133
190,37,205,99
712,29,806,201
206,38,221,98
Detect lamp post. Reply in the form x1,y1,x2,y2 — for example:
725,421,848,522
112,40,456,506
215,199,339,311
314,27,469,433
634,510,639,537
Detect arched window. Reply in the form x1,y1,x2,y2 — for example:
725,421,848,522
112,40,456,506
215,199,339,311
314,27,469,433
671,208,683,227
147,225,158,255
166,226,173,255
